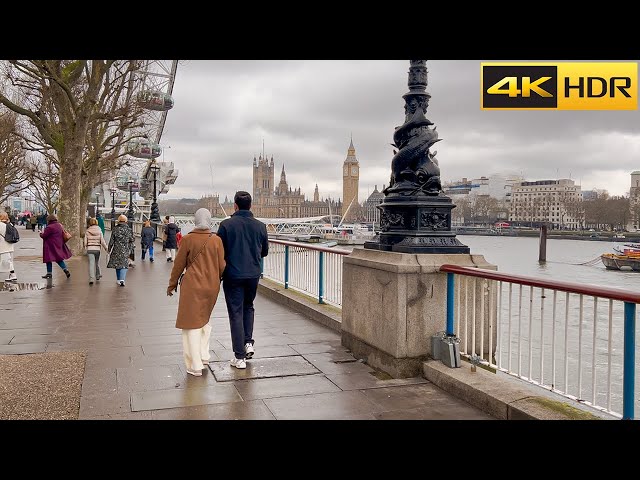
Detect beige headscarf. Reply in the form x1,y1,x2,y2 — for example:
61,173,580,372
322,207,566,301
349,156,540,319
193,208,211,230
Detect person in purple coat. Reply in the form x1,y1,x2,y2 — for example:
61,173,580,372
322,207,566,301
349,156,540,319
40,214,72,279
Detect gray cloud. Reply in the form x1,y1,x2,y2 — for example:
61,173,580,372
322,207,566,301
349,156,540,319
161,60,640,202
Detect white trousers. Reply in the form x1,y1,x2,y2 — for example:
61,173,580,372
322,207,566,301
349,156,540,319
0,252,14,272
166,248,176,260
181,322,212,371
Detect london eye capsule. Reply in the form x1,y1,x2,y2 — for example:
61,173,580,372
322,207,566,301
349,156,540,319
126,139,162,159
137,90,174,111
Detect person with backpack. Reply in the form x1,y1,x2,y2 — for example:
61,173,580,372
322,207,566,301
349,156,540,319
0,212,20,282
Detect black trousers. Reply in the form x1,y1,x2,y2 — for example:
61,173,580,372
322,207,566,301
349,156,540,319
222,277,259,359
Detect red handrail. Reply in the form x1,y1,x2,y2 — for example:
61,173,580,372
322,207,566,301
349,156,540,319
269,238,352,255
440,264,640,304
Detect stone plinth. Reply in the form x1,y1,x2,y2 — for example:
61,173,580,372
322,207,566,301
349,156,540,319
341,248,497,378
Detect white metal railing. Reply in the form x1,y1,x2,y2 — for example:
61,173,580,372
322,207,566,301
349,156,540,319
440,264,639,420
261,239,350,307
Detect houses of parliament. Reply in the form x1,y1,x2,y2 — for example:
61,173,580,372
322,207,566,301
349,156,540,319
203,139,382,223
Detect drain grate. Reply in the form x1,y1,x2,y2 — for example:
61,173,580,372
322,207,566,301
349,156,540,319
0,282,47,292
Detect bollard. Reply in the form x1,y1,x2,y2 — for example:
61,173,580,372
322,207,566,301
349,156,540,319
623,302,636,420
539,224,547,263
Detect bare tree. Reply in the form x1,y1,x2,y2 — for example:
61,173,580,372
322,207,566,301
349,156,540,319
0,110,29,207
0,60,145,251
26,151,60,215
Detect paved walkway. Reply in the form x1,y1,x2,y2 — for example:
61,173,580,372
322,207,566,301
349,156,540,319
0,227,492,420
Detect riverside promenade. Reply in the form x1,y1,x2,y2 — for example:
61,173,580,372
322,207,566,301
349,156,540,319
0,228,492,420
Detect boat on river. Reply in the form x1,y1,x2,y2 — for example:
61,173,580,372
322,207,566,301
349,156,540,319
601,252,640,271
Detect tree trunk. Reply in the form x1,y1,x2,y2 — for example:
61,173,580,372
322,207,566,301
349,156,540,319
57,139,84,254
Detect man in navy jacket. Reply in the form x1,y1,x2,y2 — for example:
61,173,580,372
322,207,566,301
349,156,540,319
217,191,269,369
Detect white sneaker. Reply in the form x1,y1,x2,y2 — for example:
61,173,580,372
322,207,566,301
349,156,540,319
230,357,246,369
245,343,255,359
118,280,125,287
5,273,17,282
186,368,202,377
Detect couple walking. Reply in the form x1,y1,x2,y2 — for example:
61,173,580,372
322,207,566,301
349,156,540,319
167,191,269,376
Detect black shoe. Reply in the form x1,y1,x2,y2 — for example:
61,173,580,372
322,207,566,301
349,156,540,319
150,258,154,262
64,269,71,279
89,281,94,285
42,273,52,279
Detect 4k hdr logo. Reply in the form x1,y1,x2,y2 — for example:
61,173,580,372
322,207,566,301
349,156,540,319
481,62,638,110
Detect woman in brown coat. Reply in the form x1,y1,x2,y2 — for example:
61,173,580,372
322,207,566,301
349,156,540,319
167,208,225,376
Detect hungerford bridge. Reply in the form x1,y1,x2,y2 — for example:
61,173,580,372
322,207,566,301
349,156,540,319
174,215,343,235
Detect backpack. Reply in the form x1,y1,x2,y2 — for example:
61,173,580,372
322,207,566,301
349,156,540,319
1,222,20,243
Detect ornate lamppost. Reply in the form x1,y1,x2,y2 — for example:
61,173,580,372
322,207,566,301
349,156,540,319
127,179,135,226
149,160,161,223
364,60,469,254
110,186,117,229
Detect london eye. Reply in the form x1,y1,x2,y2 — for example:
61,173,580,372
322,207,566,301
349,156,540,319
110,60,180,222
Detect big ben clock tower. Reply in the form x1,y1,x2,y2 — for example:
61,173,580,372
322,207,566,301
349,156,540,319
342,136,359,222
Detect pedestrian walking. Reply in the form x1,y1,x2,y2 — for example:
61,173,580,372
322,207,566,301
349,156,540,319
37,213,46,232
97,213,105,235
161,216,169,251
0,212,18,282
217,191,269,369
107,214,134,286
84,217,108,285
167,208,226,376
141,220,155,262
40,214,72,279
164,216,180,262
30,215,37,232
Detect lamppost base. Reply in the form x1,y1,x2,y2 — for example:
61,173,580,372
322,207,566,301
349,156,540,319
364,194,470,254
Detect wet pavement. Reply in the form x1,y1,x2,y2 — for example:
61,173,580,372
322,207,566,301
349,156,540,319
0,228,493,420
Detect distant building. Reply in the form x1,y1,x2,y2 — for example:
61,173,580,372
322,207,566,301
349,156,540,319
629,171,640,230
363,184,385,225
509,179,584,229
582,190,599,201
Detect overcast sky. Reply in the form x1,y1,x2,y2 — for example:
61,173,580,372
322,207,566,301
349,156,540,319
160,60,640,203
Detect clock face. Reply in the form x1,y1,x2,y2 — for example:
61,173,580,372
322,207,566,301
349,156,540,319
351,166,357,175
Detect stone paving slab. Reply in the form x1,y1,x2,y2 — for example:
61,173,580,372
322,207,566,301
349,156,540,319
325,372,430,391
209,355,321,382
150,399,276,420
116,365,184,393
0,332,15,344
263,390,382,420
0,342,48,354
131,384,243,411
288,341,348,355
79,391,133,417
233,374,342,401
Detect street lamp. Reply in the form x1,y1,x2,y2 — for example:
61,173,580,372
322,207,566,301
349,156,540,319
127,179,135,225
95,192,100,217
110,186,117,229
149,160,161,222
